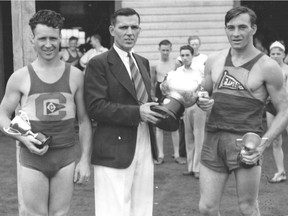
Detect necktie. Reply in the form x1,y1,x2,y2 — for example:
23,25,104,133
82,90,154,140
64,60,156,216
128,52,148,104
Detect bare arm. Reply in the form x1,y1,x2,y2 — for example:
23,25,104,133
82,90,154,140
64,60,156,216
0,70,47,155
72,68,93,184
197,53,215,111
261,61,288,150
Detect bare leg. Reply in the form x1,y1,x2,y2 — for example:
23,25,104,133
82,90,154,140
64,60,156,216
266,112,285,174
234,166,261,216
156,127,164,158
199,164,229,216
49,162,75,216
171,130,180,158
19,166,49,216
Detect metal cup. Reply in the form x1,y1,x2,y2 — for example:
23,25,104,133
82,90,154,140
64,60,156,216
151,70,204,131
4,110,51,149
236,132,268,168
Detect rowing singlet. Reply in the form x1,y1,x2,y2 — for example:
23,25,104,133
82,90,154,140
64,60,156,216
206,51,265,135
20,64,77,148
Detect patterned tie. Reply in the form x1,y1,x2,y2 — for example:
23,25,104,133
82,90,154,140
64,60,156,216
128,52,148,104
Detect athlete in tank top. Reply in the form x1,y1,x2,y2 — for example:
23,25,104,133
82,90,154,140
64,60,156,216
207,50,265,135
20,63,76,149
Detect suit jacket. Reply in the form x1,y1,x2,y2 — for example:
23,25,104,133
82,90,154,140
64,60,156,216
84,47,158,169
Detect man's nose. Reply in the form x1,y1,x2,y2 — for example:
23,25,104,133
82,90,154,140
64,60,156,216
45,39,52,47
232,28,240,36
126,27,133,34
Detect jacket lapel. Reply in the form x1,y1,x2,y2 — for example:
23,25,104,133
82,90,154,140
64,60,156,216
108,48,138,102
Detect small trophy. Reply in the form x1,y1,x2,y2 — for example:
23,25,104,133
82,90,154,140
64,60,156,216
4,110,52,149
236,132,268,168
151,70,207,131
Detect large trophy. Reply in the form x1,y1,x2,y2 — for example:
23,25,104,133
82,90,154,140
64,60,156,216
236,132,268,168
4,110,52,149
151,70,208,131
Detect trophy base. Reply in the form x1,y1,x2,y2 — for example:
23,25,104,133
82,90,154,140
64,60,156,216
35,132,52,149
151,105,180,132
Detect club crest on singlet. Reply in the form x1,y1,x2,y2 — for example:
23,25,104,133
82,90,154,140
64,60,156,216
218,71,245,90
46,102,65,114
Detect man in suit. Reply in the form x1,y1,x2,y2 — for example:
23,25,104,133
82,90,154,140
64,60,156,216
84,8,163,216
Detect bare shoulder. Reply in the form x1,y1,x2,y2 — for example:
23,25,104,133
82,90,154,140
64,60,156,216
257,55,283,80
69,65,84,88
8,66,29,86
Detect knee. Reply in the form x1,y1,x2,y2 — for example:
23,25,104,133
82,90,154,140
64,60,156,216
199,200,219,216
238,200,259,216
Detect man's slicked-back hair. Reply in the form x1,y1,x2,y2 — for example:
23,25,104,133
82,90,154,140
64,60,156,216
180,45,194,55
225,6,257,27
159,39,172,47
29,9,65,34
110,8,140,26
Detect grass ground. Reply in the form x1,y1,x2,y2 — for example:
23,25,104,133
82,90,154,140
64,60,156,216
0,130,288,216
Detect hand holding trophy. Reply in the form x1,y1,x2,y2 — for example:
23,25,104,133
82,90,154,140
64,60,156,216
236,132,268,168
151,70,208,131
4,110,52,149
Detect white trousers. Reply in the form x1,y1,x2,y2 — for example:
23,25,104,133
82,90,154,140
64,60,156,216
94,124,154,216
183,105,206,173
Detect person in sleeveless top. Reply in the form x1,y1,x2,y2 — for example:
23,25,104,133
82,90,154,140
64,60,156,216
197,6,288,215
266,41,288,183
0,10,92,215
60,36,83,69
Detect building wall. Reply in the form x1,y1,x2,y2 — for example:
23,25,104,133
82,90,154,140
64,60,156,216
121,0,235,67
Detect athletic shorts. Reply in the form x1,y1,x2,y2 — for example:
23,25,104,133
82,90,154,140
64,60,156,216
265,101,277,116
201,131,262,173
19,145,76,178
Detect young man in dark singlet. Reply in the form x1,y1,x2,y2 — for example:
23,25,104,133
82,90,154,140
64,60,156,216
197,6,288,215
0,10,92,215
60,36,83,69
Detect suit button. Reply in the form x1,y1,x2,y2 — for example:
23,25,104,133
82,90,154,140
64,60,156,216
118,136,121,140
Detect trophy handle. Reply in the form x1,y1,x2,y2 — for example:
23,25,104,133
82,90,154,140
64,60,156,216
3,127,22,136
19,110,30,125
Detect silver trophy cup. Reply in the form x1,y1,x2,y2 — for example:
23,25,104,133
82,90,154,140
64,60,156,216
236,132,268,168
151,70,207,131
4,110,51,149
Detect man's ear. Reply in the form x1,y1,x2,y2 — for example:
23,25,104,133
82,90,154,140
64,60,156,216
109,25,114,37
251,24,257,36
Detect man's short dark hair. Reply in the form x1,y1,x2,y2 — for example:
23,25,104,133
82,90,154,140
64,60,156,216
29,10,65,35
180,45,194,55
188,35,201,45
69,36,78,42
225,6,257,27
110,8,140,26
159,40,172,47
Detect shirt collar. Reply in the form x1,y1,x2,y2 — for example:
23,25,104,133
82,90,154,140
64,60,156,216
113,44,134,58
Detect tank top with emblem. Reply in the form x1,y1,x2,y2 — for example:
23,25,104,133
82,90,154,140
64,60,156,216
20,63,76,148
207,50,265,135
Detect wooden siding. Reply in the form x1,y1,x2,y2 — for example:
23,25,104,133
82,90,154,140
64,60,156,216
121,0,234,66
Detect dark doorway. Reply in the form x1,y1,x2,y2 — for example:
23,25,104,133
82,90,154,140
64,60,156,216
0,1,13,85
36,1,115,49
242,1,288,54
